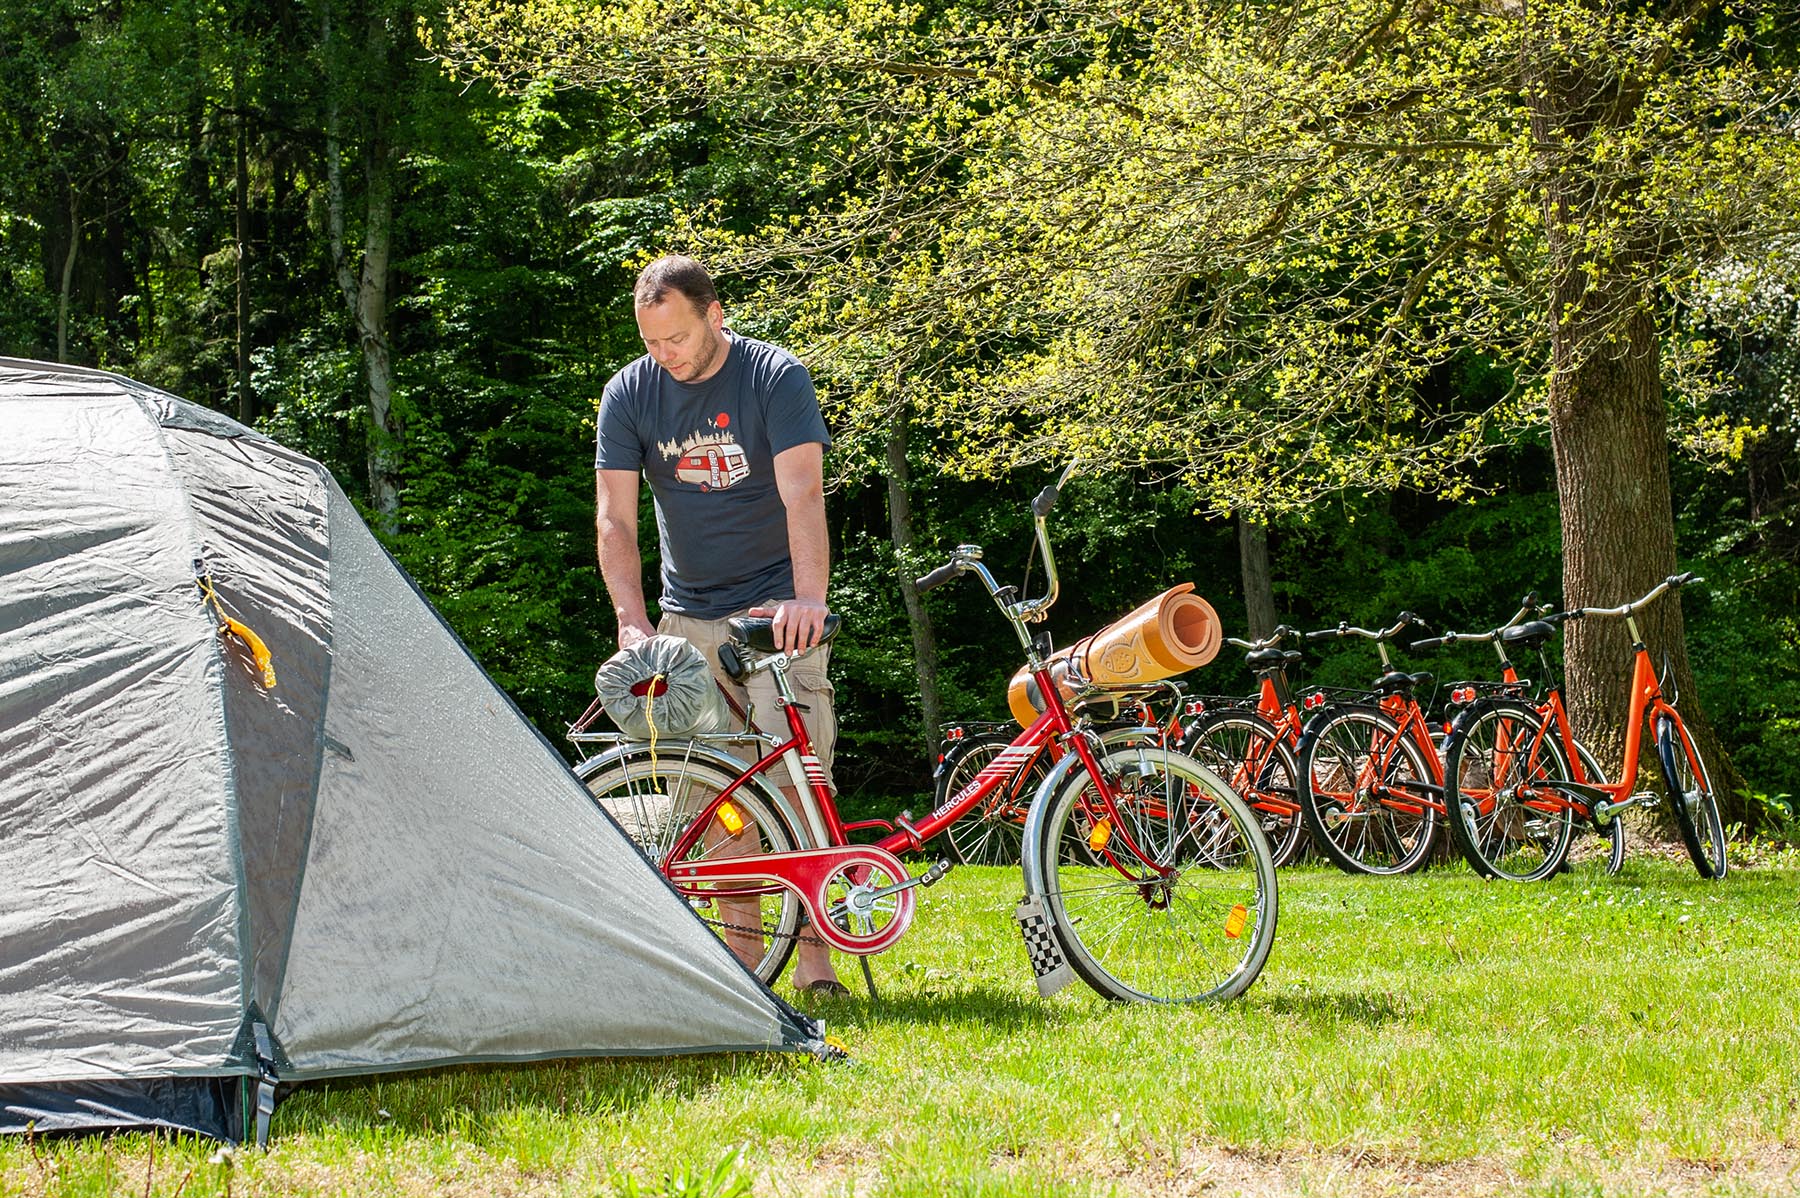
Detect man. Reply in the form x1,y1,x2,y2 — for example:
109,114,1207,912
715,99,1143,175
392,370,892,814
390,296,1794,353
595,254,845,994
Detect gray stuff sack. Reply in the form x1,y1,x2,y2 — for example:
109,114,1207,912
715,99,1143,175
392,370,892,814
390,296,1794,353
595,635,731,739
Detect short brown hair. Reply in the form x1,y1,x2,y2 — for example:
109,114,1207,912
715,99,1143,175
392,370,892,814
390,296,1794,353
634,255,719,315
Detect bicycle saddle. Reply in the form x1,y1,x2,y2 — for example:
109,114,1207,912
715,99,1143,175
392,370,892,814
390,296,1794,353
1500,620,1555,648
1245,647,1303,669
1372,669,1434,694
725,613,843,654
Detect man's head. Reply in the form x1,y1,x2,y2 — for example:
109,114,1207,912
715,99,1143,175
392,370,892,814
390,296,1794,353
634,255,728,383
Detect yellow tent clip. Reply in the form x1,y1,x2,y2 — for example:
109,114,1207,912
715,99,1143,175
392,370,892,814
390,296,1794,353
195,565,277,689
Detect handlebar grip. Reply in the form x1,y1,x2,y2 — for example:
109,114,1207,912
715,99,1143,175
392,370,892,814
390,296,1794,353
1410,637,1445,651
1668,571,1700,587
1031,483,1060,519
915,563,964,593
1306,627,1340,642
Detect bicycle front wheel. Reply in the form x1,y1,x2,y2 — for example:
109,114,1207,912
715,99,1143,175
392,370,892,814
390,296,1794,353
1034,745,1278,1003
1441,700,1575,882
1656,714,1728,879
576,746,806,982
1297,705,1437,876
1182,710,1306,867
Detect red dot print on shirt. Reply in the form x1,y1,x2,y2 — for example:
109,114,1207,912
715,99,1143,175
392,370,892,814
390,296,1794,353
715,412,730,429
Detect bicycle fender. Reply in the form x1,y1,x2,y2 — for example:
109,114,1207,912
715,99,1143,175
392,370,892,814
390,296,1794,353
1017,743,1097,902
572,740,813,849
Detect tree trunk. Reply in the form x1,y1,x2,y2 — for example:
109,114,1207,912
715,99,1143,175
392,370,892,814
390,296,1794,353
234,56,254,424
57,186,79,363
1533,34,1745,820
324,4,401,533
885,416,944,752
1236,512,1276,640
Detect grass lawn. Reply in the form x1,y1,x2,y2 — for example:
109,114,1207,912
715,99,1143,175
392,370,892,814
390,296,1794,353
5,849,1798,1197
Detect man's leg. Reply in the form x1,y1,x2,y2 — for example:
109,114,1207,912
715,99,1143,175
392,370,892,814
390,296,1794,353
744,636,843,990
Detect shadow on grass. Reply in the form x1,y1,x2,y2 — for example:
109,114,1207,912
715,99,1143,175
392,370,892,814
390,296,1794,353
275,1051,805,1141
789,982,1055,1033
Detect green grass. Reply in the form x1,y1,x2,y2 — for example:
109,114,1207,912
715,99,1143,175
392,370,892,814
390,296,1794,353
6,856,1799,1197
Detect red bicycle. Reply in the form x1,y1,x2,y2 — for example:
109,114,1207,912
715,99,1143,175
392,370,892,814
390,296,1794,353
1441,574,1727,881
571,467,1279,1002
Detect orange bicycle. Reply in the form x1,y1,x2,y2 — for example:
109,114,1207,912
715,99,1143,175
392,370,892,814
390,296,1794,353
1440,574,1727,881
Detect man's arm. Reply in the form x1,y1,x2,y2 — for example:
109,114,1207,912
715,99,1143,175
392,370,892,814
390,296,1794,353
765,442,830,653
596,469,656,651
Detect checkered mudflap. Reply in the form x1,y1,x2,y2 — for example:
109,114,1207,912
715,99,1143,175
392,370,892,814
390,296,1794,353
1014,895,1074,996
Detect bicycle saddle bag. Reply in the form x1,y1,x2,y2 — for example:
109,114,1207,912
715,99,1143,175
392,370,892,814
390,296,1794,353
724,613,843,654
595,635,730,738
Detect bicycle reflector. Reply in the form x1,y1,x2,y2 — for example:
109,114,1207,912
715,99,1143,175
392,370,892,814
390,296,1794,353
1304,691,1326,709
1450,686,1476,704
1185,699,1207,717
1087,819,1113,852
1224,904,1249,939
716,801,746,836
945,726,965,741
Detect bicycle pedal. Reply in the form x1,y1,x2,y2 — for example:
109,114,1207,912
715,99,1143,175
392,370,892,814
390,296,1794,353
919,858,955,887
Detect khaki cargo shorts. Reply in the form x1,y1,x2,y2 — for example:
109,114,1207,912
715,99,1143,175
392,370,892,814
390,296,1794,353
659,605,837,788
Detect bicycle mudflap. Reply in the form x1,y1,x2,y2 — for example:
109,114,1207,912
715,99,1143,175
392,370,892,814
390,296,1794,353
1013,895,1075,997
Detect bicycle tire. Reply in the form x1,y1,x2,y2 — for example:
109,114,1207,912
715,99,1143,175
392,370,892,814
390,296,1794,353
1568,740,1626,876
1296,705,1437,876
1182,710,1306,868
1441,699,1575,882
1656,714,1728,879
576,746,806,982
1033,745,1278,1003
936,732,1051,866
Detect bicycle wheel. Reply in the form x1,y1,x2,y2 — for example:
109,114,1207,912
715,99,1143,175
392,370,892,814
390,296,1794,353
937,733,1050,866
1441,700,1575,881
1182,710,1306,868
576,746,805,982
1297,705,1437,876
1566,741,1625,876
1656,714,1728,879
1034,745,1278,1003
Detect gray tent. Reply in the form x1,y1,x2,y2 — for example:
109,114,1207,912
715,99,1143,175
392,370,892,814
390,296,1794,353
0,359,819,1143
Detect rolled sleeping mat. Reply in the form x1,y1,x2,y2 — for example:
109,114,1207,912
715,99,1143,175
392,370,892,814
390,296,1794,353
1006,584,1223,726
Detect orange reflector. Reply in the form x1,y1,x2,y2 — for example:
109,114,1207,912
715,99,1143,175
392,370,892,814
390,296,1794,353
1087,820,1113,852
1224,904,1249,939
716,802,745,836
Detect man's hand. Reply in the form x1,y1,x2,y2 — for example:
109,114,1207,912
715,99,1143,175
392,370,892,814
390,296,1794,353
750,598,831,654
616,620,656,653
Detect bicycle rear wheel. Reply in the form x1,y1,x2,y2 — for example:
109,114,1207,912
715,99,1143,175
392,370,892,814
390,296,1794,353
1656,714,1728,879
576,746,806,982
1182,710,1305,867
1297,705,1437,875
1034,745,1277,1003
1441,700,1575,882
936,733,1050,866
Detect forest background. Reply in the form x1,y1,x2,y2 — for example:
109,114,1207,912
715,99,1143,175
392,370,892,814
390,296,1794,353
2,0,1796,830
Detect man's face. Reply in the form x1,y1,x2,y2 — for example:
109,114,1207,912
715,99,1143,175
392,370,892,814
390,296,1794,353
636,296,727,383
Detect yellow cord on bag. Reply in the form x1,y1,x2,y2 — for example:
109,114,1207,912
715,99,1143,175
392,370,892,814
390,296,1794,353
644,671,664,774
196,571,278,689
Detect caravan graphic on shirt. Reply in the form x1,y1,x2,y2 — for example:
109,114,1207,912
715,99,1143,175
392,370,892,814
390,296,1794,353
658,414,748,491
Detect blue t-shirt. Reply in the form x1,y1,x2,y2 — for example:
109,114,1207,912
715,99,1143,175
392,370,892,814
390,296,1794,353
595,333,830,619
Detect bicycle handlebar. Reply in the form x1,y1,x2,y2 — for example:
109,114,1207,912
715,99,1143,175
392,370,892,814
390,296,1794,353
1408,592,1555,652
1226,623,1303,651
915,561,965,593
1307,611,1426,643
1563,572,1703,621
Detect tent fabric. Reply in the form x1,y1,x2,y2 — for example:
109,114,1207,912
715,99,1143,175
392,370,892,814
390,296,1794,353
0,358,820,1138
